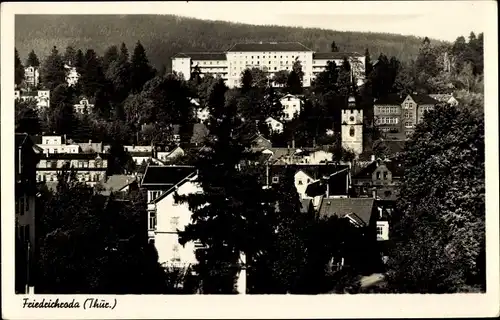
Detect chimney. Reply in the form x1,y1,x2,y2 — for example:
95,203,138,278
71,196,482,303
372,188,377,199
292,138,295,149
326,179,330,198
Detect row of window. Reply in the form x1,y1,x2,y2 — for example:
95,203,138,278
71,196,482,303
376,106,399,114
39,160,104,168
376,117,399,125
375,171,390,181
36,173,102,182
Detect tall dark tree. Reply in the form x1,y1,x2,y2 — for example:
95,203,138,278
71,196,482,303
41,46,66,90
364,48,373,76
415,36,439,78
80,49,106,98
286,59,304,95
15,48,25,86
48,84,77,135
273,70,289,87
102,45,119,74
312,60,338,94
331,41,339,52
63,46,77,65
176,79,276,293
337,57,352,96
26,50,41,67
130,41,155,94
387,103,485,293
74,49,85,74
105,43,131,103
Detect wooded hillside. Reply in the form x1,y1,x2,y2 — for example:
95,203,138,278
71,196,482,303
15,14,446,70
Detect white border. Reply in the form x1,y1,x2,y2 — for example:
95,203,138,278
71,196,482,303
2,2,499,319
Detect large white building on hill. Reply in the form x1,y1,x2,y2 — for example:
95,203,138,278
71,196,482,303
171,42,366,88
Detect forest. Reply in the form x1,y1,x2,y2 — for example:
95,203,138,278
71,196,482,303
15,14,447,71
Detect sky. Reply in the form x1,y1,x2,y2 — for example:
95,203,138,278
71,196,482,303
154,1,492,42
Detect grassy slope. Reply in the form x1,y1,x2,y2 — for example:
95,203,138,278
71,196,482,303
15,14,446,70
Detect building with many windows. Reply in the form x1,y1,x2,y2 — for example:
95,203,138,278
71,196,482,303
373,93,439,140
171,42,365,88
36,153,108,186
15,89,50,110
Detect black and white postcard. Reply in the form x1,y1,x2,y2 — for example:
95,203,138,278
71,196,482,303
1,1,498,319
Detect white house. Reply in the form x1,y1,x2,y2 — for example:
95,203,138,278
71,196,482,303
36,135,80,154
141,166,201,268
65,64,80,86
265,117,284,134
279,94,302,121
74,97,94,114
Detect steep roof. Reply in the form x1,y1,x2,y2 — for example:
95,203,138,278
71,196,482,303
313,52,363,60
228,42,313,52
374,93,407,105
353,159,404,179
101,175,136,196
141,165,196,186
410,94,439,105
318,198,375,225
304,167,350,197
173,52,227,61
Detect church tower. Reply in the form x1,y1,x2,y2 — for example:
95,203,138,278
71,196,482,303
341,95,363,155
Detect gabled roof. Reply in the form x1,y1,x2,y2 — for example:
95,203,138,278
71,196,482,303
410,94,439,105
353,159,404,179
101,175,136,196
304,167,350,197
227,42,313,52
141,165,196,186
173,52,227,61
313,52,363,60
374,94,407,105
151,172,198,204
318,198,375,225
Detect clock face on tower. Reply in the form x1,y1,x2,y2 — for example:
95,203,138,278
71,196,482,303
350,116,355,122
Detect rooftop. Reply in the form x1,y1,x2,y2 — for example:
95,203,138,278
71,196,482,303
141,165,196,186
354,159,404,179
173,52,227,61
228,42,313,52
313,52,363,60
318,198,375,225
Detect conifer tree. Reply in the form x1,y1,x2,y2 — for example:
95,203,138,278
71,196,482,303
364,48,373,76
331,40,339,52
74,49,85,74
102,45,119,74
130,41,155,94
176,79,276,293
41,46,66,90
337,57,352,96
106,43,132,102
63,46,77,65
26,50,40,67
286,59,304,95
15,48,25,86
80,49,106,98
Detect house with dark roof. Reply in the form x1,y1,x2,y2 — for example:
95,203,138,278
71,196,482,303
352,158,404,201
374,93,439,140
172,42,366,88
140,165,200,270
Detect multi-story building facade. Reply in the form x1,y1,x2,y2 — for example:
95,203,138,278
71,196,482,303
374,93,439,140
172,42,366,88
15,134,41,293
36,153,108,186
14,89,50,110
24,66,40,88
